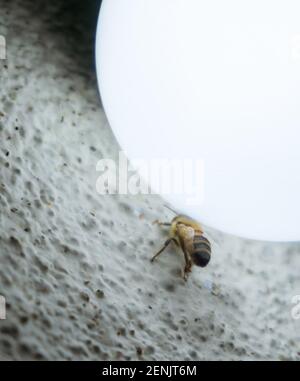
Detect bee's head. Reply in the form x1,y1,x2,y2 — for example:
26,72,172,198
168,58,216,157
192,250,211,267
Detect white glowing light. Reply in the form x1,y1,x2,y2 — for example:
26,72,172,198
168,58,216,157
96,0,300,241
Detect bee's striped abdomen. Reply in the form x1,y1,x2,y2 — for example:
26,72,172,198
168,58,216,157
192,234,211,267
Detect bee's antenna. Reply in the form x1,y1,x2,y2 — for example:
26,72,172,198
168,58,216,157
164,204,178,215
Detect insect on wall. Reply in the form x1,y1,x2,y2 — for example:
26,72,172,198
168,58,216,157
151,210,211,281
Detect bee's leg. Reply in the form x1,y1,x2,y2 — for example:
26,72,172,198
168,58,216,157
180,247,192,281
151,237,178,262
152,220,172,227
182,261,192,281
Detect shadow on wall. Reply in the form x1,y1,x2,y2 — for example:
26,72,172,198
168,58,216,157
50,0,102,74
22,0,102,76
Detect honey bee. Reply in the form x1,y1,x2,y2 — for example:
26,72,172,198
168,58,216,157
151,214,211,281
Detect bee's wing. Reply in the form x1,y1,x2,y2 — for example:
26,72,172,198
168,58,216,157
185,226,195,240
179,226,195,254
164,204,220,250
164,204,183,216
204,231,221,251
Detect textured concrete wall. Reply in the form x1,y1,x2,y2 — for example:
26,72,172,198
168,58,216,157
0,0,300,361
